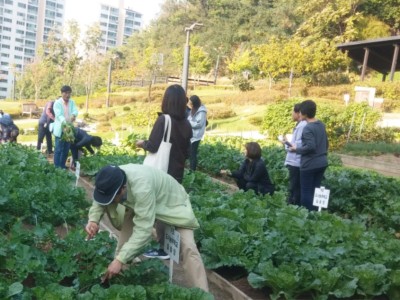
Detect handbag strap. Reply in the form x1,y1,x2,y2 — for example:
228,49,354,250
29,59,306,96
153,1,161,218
163,114,172,143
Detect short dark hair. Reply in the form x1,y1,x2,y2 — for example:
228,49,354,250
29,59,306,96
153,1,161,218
91,136,103,147
161,84,187,120
300,100,317,118
245,142,262,159
293,103,301,113
61,85,72,93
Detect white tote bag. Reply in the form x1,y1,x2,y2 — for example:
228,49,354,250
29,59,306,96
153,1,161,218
143,114,172,172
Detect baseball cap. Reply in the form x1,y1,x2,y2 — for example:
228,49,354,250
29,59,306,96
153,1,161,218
93,165,126,205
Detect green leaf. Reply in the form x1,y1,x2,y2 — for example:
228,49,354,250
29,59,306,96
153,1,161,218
7,282,23,298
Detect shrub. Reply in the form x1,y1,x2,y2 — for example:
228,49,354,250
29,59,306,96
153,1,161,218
123,106,131,111
262,100,393,149
232,77,255,91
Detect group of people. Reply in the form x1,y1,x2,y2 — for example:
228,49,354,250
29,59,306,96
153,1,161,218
37,85,103,169
282,100,328,211
219,100,328,211
83,87,327,294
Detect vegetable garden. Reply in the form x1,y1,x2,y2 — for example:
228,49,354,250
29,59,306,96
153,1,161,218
1,131,400,299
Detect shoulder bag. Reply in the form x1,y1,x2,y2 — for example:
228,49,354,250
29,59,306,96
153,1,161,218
143,114,172,172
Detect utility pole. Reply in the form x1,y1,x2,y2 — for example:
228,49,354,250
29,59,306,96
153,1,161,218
182,22,203,93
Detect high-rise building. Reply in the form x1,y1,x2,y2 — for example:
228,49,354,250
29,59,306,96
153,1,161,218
99,0,142,53
0,0,65,99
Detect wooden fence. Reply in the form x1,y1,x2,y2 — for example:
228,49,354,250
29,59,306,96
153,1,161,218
116,76,215,87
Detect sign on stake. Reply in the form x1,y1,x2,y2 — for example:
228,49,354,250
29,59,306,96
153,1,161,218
313,186,330,211
164,225,180,283
75,161,80,186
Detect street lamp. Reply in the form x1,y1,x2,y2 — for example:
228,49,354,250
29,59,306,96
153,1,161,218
182,22,204,93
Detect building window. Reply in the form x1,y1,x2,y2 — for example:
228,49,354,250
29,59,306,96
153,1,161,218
1,53,10,57
100,13,108,19
16,38,24,43
27,15,37,22
56,12,62,18
46,1,56,9
134,21,141,26
28,5,38,13
5,0,13,5
15,46,23,51
18,2,26,8
1,62,9,66
1,44,10,49
14,55,23,60
56,3,63,9
16,29,24,34
17,12,25,17
5,8,12,14
2,36,11,40
25,40,35,47
4,18,12,23
3,27,11,32
17,21,25,26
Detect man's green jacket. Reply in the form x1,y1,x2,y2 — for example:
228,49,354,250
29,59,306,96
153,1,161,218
88,164,199,264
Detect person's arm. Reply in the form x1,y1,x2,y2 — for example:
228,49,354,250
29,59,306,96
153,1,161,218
141,116,165,153
75,130,92,148
88,201,106,224
295,127,316,155
85,145,95,155
189,111,206,129
46,103,55,121
231,161,246,179
116,189,156,264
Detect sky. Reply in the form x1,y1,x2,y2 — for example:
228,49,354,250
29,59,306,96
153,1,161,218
64,0,164,32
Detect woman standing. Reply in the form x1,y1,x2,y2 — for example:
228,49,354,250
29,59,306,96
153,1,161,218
187,95,207,171
136,84,192,184
289,100,328,211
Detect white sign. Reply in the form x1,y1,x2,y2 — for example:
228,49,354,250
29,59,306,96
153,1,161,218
75,161,80,186
313,186,330,210
164,225,180,264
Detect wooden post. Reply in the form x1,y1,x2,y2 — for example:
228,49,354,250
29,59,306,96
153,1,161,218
361,48,369,81
389,44,399,82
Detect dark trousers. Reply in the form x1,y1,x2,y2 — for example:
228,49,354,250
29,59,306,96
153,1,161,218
300,166,327,211
287,165,301,205
54,137,70,169
37,123,53,153
190,140,201,171
235,178,273,196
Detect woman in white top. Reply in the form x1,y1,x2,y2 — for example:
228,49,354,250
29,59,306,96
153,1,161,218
187,95,207,171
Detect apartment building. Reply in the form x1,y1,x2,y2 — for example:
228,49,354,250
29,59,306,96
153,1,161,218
0,0,65,99
99,0,142,53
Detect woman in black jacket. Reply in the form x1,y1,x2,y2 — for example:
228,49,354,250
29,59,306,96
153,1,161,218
136,84,192,184
221,142,274,196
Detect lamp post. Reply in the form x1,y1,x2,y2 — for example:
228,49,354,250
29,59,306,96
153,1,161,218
182,22,203,93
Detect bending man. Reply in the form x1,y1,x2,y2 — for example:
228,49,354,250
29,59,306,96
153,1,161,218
85,164,209,292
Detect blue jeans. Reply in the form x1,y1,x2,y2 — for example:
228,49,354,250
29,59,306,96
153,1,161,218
300,166,327,211
54,137,70,169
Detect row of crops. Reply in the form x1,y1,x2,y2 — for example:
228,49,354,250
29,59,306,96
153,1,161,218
81,136,400,299
0,143,213,299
